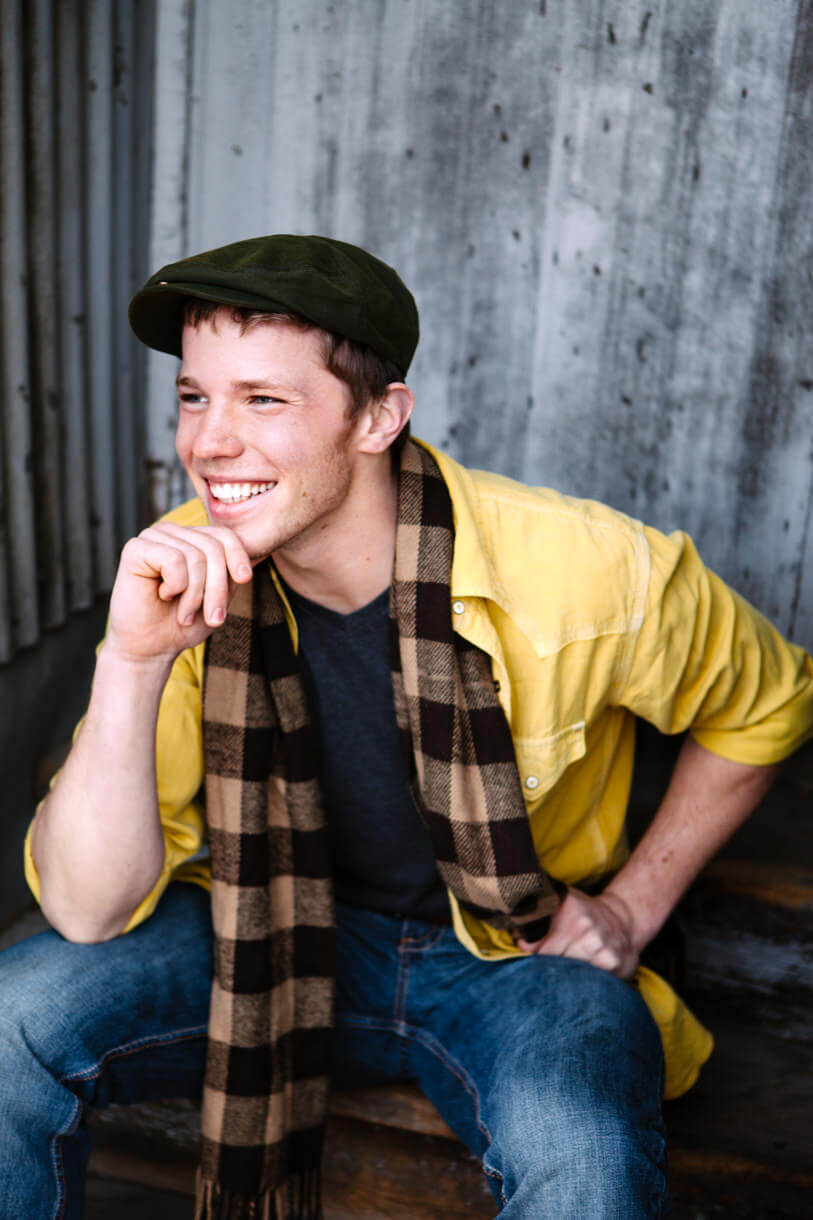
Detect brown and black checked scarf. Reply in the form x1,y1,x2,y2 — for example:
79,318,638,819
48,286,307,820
198,440,562,1220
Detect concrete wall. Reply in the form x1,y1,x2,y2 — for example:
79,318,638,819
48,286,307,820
146,0,813,650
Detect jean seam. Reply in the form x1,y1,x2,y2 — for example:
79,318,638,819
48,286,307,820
393,945,412,1073
336,1012,494,1147
50,1096,82,1220
482,1161,508,1206
483,1152,509,1208
59,1023,208,1086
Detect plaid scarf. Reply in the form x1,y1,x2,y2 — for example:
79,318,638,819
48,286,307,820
198,440,562,1219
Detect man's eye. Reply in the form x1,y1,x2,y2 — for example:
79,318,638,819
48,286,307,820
179,392,206,407
250,395,282,406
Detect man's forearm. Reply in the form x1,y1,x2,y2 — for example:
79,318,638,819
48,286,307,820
603,735,780,955
30,644,174,942
30,517,253,942
520,735,780,976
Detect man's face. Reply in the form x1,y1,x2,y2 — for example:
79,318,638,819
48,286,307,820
175,309,365,564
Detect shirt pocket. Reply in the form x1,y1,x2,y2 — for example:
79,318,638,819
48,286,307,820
513,720,587,803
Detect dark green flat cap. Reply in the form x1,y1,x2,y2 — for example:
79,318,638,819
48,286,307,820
128,233,419,375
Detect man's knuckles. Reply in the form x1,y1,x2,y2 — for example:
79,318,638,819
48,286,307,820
572,912,595,937
581,929,606,955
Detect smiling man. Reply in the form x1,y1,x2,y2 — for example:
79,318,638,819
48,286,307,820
3,235,813,1220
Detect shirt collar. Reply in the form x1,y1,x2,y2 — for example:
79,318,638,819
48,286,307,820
414,438,554,660
413,438,504,604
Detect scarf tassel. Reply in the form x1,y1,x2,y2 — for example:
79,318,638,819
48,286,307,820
195,1171,323,1220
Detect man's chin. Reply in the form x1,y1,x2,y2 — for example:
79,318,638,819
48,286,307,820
210,520,280,569
240,537,280,568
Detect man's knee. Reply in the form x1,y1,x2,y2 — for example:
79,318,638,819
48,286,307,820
485,1075,668,1218
482,961,668,1215
486,1105,668,1218
0,930,90,1071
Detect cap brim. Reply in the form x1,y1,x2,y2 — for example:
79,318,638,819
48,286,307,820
128,283,290,358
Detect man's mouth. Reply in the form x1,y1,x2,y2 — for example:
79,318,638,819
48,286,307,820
207,480,276,505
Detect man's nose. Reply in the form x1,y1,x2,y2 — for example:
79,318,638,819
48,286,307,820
190,404,243,459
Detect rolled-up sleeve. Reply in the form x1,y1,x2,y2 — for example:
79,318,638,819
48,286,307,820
617,526,813,764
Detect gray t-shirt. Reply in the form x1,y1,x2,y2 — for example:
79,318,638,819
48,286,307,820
284,581,451,924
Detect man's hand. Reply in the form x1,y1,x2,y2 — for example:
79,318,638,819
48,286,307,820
517,888,640,979
106,523,254,663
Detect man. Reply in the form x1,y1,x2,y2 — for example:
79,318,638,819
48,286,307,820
3,234,812,1219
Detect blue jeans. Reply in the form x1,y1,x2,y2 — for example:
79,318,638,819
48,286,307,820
0,884,669,1218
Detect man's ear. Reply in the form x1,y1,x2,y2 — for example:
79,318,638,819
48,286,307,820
356,383,415,454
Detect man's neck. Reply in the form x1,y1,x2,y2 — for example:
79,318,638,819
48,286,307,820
272,461,398,613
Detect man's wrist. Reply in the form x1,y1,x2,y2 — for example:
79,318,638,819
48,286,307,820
97,637,176,689
600,880,663,958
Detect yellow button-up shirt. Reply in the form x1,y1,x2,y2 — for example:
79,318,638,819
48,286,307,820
26,439,813,1100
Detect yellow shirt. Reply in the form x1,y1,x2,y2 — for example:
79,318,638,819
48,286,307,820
25,440,813,1100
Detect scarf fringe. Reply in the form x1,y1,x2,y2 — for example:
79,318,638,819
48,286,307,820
195,1171,323,1220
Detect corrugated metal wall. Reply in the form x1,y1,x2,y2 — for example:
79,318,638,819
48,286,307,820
0,0,155,663
145,0,813,650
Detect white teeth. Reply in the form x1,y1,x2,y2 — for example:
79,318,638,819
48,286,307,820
209,481,275,504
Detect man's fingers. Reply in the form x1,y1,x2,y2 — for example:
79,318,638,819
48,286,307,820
516,925,576,956
173,553,209,626
555,929,622,971
135,532,219,626
149,522,253,585
522,895,591,957
515,888,638,978
137,524,251,627
523,929,567,956
123,537,203,624
519,926,630,976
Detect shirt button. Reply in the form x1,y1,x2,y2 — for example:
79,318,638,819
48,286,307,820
452,600,466,615
525,775,539,791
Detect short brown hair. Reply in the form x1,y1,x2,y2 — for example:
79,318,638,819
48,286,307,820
183,300,408,432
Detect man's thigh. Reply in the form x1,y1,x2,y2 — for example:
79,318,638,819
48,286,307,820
413,947,664,1140
0,881,212,1107
330,910,665,1149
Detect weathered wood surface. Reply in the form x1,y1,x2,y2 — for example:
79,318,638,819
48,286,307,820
89,1109,496,1218
680,882,813,1041
323,1117,495,1220
701,858,813,910
331,1080,455,1140
82,1159,813,1220
148,0,813,652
